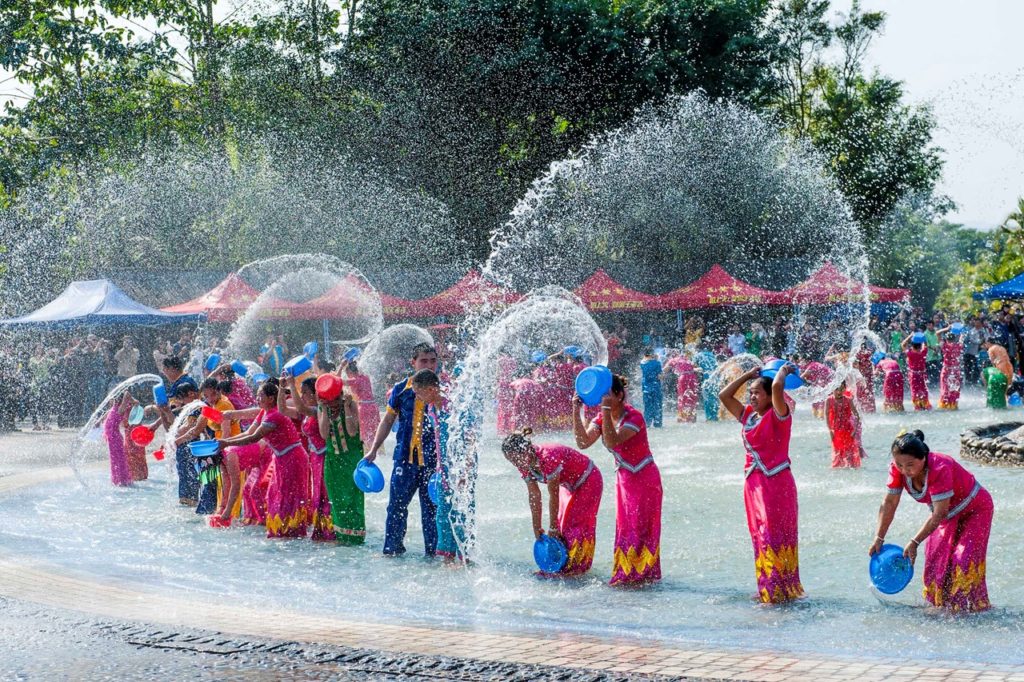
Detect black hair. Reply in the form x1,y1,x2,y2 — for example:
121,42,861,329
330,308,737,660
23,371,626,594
342,360,355,373
611,374,628,396
217,380,233,395
912,342,923,351
260,382,279,400
411,368,440,389
200,377,220,392
411,342,436,359
892,430,929,460
752,375,773,394
300,377,317,394
501,428,534,458
220,367,235,379
162,356,183,371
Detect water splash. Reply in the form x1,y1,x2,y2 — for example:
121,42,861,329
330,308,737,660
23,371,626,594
360,324,435,401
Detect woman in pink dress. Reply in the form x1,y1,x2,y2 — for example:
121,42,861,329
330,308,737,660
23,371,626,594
666,353,698,422
573,374,662,586
720,364,804,604
870,430,993,613
937,330,963,410
279,375,335,542
103,394,132,487
902,335,932,410
800,359,834,419
852,345,876,413
824,383,862,468
343,362,380,449
877,356,905,412
495,355,517,435
218,381,310,538
503,432,604,576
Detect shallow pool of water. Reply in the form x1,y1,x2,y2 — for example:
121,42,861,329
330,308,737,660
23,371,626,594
2,392,1022,665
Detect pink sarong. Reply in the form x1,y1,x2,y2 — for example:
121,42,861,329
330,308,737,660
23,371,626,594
741,405,803,603
906,348,931,410
939,341,963,410
852,351,876,413
593,406,661,586
302,415,336,542
510,378,542,433
878,359,905,412
672,359,698,422
104,406,131,487
259,409,310,538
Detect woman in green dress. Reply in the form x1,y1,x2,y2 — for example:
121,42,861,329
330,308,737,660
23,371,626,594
317,378,366,545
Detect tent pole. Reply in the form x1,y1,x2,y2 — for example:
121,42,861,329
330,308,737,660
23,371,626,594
323,319,330,364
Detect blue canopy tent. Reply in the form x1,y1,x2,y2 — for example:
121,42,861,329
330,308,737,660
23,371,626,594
0,279,206,328
973,273,1024,301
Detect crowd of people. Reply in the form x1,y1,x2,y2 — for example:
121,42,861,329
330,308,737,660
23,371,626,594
0,308,1000,615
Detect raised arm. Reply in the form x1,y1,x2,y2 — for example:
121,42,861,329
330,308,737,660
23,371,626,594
572,395,601,449
772,364,791,418
719,367,758,421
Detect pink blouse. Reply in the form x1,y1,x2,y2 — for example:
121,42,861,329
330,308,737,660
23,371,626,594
740,405,792,478
517,443,595,491
906,348,927,372
592,404,653,473
257,408,303,456
302,414,326,454
886,452,982,519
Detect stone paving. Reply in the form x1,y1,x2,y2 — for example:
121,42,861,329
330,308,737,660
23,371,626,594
2,433,1024,681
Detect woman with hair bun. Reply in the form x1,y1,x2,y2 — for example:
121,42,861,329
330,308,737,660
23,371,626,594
573,374,662,586
719,364,804,604
870,430,993,612
502,429,603,576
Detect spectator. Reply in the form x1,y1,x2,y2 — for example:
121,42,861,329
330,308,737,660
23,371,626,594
114,336,140,380
963,317,983,386
726,325,746,356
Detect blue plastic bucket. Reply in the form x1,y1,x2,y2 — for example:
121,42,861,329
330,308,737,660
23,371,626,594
187,440,220,457
912,332,927,344
575,365,613,407
869,543,914,594
152,384,168,407
951,323,965,335
760,360,804,390
871,351,886,366
533,534,568,573
353,460,385,493
530,350,547,364
231,360,248,377
304,341,318,359
128,405,145,426
563,345,583,358
283,355,312,377
251,373,269,384
428,471,443,504
204,354,221,372
343,347,361,362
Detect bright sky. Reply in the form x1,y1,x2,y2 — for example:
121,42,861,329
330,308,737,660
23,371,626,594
860,0,1024,229
1,1,1021,229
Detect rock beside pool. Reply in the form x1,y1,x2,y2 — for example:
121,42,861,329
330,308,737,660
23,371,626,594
960,422,1024,466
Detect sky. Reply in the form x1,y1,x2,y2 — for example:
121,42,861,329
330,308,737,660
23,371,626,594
860,0,1024,228
1,0,1021,229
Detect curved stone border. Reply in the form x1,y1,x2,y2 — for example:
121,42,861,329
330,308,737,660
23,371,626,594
960,422,1024,466
2,466,1024,681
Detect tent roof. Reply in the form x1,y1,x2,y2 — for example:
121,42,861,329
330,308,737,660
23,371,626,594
412,270,521,316
780,262,910,304
162,273,261,322
573,269,665,312
302,276,413,321
0,279,205,328
973,272,1024,301
662,265,785,309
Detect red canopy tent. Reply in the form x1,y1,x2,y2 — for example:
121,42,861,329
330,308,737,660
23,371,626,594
412,270,521,316
302,277,417,321
660,265,786,309
779,262,910,305
573,269,665,312
162,273,306,322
